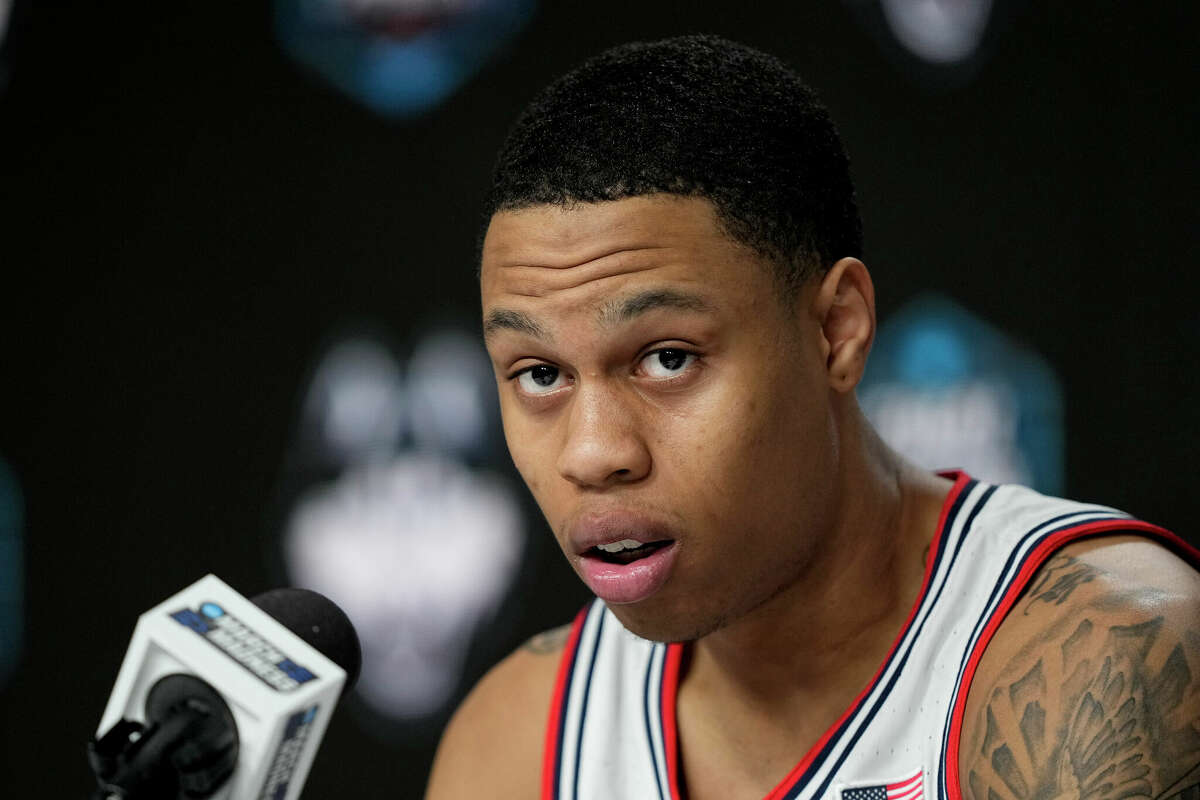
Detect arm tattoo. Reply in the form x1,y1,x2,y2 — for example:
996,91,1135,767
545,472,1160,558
963,587,1200,800
521,625,571,655
1022,555,1102,615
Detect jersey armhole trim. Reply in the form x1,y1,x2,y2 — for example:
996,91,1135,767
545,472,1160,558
943,520,1200,800
542,604,592,800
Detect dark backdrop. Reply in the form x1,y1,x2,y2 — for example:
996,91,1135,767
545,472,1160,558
0,1,1195,797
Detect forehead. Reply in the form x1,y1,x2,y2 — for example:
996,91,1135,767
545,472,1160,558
479,196,768,318
482,195,722,267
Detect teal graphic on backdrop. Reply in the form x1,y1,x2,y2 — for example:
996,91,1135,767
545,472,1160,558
859,294,1063,494
0,456,23,686
276,0,535,118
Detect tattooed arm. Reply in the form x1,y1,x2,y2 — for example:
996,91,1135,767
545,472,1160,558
425,625,571,799
521,623,572,655
959,534,1200,800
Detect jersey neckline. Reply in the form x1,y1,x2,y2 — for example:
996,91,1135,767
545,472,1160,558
658,469,974,800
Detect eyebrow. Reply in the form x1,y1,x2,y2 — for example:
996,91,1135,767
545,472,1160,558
483,308,548,341
483,288,716,343
598,288,715,326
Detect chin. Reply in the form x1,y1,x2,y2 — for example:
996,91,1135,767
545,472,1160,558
604,598,726,644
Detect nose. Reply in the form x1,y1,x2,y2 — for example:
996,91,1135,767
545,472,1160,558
556,383,651,489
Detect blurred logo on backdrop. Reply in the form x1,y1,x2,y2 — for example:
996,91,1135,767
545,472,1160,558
843,0,1020,87
878,0,993,64
275,0,535,117
278,326,524,724
0,456,23,687
859,294,1064,494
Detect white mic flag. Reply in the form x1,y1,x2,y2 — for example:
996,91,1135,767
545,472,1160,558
94,574,353,800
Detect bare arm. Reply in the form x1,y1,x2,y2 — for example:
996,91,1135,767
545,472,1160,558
960,536,1200,800
425,625,571,800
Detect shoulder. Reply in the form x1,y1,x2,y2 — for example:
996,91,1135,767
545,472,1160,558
959,534,1200,800
425,623,574,800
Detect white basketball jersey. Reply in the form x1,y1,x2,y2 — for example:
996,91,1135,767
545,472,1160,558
541,473,1199,800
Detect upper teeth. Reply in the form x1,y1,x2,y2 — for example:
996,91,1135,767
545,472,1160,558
596,539,644,553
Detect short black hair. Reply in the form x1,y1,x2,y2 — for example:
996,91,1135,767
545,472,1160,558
484,34,862,291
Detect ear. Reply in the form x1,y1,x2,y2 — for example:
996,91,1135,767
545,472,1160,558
812,257,876,393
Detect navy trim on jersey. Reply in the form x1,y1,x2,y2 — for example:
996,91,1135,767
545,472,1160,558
786,482,996,800
934,507,1129,800
571,609,606,800
765,479,987,800
643,646,667,800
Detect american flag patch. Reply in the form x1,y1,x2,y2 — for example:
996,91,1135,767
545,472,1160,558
840,769,923,800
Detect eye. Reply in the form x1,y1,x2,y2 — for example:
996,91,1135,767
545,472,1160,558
640,348,696,379
515,364,568,395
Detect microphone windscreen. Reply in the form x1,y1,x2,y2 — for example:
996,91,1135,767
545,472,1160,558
251,588,362,696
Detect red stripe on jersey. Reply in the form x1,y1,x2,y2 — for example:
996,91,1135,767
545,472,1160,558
661,641,685,800
542,605,590,800
944,520,1200,800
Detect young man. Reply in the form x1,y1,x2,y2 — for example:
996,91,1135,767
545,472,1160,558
426,35,1200,800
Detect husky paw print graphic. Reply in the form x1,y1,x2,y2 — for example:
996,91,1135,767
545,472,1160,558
280,327,524,721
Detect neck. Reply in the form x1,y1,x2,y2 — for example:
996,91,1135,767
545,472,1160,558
686,406,952,715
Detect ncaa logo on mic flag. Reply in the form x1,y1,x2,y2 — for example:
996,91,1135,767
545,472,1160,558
840,768,924,800
171,601,319,692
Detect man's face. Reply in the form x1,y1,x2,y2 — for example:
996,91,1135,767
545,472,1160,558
480,195,840,642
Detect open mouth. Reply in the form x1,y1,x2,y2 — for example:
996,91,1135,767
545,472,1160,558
587,539,674,565
577,534,679,604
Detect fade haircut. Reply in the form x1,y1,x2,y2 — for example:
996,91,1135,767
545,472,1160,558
484,34,863,293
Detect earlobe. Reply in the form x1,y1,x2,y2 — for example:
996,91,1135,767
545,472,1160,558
814,257,876,393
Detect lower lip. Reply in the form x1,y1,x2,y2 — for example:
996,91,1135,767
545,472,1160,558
578,543,678,605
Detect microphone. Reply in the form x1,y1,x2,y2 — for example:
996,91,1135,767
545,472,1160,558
88,575,362,800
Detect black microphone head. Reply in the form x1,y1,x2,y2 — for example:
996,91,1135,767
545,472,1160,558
251,588,362,697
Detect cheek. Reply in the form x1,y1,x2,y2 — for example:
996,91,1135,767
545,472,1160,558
667,371,834,517
652,394,773,519
680,374,818,462
506,438,542,494
499,404,570,522
499,400,542,488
